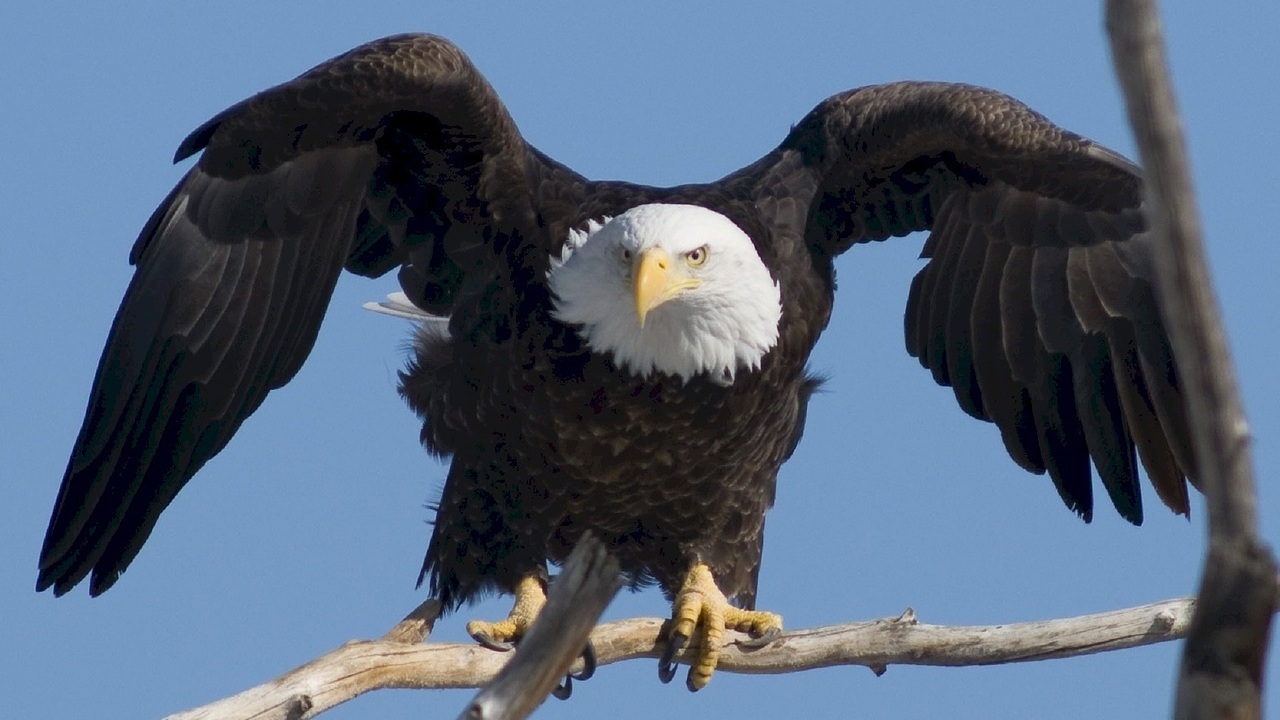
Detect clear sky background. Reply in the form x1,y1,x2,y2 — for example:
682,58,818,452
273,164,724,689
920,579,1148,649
3,2,1277,718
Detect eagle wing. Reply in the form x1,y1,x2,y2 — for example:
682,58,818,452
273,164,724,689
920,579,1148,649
752,81,1196,523
39,34,584,596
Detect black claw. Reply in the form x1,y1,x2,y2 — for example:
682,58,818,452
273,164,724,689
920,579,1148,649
551,675,572,700
571,641,597,681
686,672,702,693
737,626,782,649
657,659,678,685
471,632,516,652
657,631,688,684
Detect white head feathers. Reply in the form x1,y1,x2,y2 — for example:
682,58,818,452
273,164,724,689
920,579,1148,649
548,203,782,384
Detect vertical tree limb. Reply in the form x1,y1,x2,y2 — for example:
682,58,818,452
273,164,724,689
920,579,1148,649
457,534,622,720
1104,2,1277,718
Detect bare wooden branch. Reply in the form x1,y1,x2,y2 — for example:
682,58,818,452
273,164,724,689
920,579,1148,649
458,534,622,720
381,598,442,645
1104,1,1277,718
165,594,1241,720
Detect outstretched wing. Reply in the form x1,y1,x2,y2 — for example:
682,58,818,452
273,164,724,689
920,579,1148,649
758,81,1196,523
39,34,583,596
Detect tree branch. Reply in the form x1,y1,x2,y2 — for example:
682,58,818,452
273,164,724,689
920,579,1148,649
458,534,623,720
165,593,1261,720
1105,2,1277,718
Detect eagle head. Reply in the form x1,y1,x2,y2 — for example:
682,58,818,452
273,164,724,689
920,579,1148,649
548,203,782,384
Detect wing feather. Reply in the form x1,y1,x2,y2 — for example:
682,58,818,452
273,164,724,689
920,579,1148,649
943,225,989,419
969,240,1045,473
923,204,968,386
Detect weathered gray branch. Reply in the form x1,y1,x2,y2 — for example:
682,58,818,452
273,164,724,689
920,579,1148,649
459,534,623,720
1105,1,1277,718
165,594,1228,720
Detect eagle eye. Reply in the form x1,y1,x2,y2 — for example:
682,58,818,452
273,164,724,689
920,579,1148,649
685,245,708,268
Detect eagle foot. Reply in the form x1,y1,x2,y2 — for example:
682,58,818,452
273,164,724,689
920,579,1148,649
658,563,783,691
465,575,547,650
467,574,596,699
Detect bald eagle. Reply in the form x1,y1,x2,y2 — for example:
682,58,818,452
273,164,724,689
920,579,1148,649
38,34,1197,690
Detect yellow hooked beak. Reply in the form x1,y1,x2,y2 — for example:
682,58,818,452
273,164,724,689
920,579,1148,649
633,248,701,328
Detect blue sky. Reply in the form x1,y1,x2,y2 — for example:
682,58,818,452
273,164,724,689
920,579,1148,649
3,2,1277,718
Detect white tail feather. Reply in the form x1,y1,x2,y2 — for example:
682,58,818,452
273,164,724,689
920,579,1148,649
362,292,449,324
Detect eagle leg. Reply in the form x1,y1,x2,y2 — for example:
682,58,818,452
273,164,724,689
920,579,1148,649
466,574,547,651
658,563,783,691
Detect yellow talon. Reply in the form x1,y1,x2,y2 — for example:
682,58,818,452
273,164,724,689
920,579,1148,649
466,575,547,650
660,563,783,691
